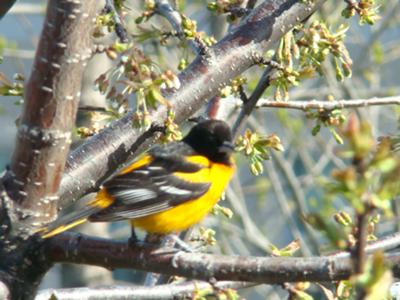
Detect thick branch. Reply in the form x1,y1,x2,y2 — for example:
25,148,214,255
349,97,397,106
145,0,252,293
0,0,99,294
3,0,99,232
46,233,400,284
0,1,101,298
58,0,326,209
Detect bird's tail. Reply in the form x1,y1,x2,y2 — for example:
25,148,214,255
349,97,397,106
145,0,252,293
38,190,112,238
38,206,99,238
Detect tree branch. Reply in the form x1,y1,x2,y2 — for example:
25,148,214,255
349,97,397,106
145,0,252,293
46,232,400,284
104,0,128,43
155,0,201,54
252,96,400,110
36,280,254,300
331,232,400,258
352,213,369,276
3,0,99,234
57,0,326,209
232,65,272,138
0,1,100,298
245,0,258,10
0,0,16,19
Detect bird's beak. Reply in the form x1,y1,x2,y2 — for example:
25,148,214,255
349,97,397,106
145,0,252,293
219,141,235,153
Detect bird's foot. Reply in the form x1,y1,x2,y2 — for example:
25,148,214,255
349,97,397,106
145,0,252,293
166,234,196,253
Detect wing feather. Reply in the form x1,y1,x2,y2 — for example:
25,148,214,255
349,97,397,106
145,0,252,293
89,144,211,222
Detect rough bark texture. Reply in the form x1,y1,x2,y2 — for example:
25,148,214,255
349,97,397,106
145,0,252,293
5,0,97,233
0,1,99,298
46,233,400,284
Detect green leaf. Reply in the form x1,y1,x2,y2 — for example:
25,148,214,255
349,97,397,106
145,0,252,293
312,124,321,136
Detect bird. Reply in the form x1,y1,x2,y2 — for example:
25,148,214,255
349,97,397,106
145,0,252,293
40,119,235,239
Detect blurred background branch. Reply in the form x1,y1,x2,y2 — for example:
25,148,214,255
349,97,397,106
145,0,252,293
0,0,16,19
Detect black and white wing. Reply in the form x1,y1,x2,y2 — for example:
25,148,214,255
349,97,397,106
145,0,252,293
89,144,210,222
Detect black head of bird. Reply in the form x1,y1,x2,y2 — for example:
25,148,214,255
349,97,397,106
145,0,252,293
183,120,234,164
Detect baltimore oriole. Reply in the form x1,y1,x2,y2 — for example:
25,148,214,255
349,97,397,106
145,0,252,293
40,119,235,238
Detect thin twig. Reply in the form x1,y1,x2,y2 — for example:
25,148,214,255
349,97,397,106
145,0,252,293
246,115,317,256
227,179,273,252
36,280,256,300
231,56,290,139
263,154,313,257
353,211,370,300
232,65,273,139
155,0,201,54
251,96,400,110
352,213,369,274
231,55,289,138
104,0,128,43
